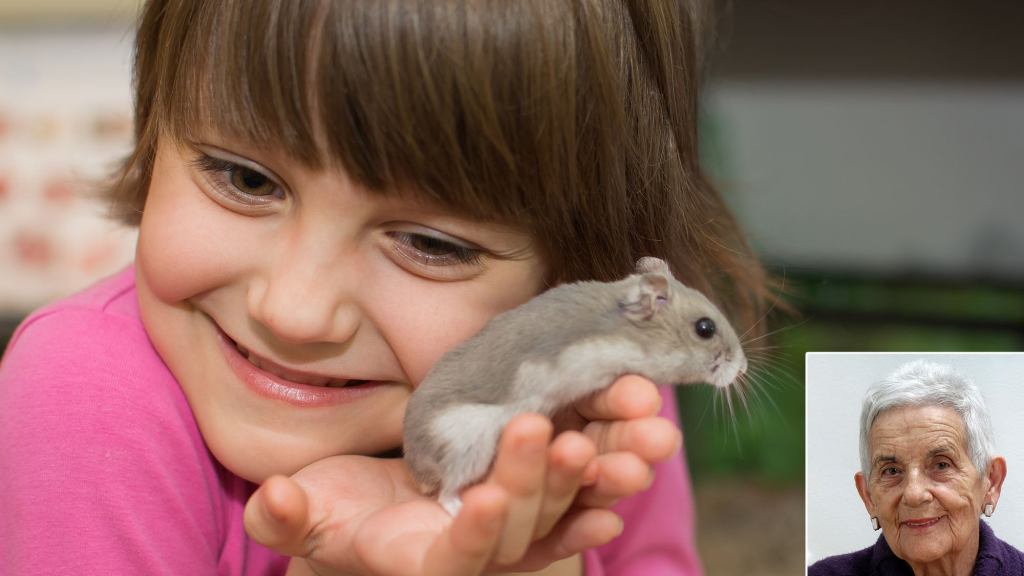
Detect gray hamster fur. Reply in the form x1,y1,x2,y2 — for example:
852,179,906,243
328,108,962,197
402,257,747,515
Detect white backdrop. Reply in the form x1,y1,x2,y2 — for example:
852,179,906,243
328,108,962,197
806,352,1024,565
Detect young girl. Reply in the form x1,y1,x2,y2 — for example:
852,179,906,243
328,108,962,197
0,0,770,574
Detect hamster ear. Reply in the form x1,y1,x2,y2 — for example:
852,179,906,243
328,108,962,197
619,273,670,321
634,257,671,276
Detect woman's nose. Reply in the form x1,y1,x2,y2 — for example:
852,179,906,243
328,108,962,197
247,252,362,345
901,469,934,507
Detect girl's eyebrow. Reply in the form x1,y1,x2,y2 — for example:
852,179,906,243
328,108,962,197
181,135,276,162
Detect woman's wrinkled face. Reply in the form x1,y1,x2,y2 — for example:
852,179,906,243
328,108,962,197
855,405,990,567
135,133,546,483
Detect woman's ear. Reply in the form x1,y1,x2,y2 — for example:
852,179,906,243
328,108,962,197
854,472,876,517
984,456,1008,510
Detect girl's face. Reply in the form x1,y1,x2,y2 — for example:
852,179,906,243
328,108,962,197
135,134,546,483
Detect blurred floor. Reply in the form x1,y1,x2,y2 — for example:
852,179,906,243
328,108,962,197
694,479,805,576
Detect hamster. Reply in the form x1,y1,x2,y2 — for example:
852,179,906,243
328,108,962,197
402,257,747,516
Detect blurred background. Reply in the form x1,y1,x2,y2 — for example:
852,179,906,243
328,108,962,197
679,1,1023,574
1,1,1023,575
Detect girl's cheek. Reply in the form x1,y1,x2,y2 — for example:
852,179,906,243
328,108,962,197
139,144,254,305
137,198,213,303
372,289,488,385
376,266,543,387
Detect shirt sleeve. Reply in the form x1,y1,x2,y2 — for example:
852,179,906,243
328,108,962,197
0,308,228,575
582,386,703,576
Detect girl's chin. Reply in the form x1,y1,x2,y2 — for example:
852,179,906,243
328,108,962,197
204,417,403,483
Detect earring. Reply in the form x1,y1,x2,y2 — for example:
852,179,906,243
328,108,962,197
871,517,881,531
984,504,994,517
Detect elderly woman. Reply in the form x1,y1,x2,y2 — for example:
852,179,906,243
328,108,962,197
810,360,1020,576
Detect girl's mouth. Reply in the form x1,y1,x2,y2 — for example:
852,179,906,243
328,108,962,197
232,339,364,388
214,326,385,407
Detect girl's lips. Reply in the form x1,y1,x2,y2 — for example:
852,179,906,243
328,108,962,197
215,327,386,408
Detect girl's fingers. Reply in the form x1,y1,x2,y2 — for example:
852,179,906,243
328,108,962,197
499,508,625,573
573,375,662,422
424,484,509,576
582,416,682,463
533,430,596,539
574,452,653,509
487,413,552,565
243,474,314,558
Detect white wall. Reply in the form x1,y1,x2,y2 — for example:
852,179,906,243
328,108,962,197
706,81,1024,280
806,352,1024,564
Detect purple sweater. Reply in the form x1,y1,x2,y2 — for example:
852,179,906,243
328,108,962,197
809,521,1024,576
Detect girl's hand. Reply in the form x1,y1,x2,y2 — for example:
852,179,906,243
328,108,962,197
243,375,680,575
242,421,618,576
497,375,683,571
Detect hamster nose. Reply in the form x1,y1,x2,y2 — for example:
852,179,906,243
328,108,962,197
247,272,361,345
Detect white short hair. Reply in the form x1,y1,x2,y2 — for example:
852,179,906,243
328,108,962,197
859,360,995,482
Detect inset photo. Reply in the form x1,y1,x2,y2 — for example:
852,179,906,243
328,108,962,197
806,352,1024,575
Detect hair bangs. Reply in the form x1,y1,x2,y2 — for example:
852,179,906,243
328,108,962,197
156,0,585,230
313,0,581,224
159,1,326,167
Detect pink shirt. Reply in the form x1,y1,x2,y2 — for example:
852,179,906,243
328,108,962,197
0,266,701,575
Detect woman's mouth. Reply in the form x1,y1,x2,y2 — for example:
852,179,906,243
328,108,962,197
215,326,386,407
901,516,943,531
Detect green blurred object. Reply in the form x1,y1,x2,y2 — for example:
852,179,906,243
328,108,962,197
677,268,1024,486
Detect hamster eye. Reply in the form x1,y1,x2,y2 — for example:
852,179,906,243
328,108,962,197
694,317,716,339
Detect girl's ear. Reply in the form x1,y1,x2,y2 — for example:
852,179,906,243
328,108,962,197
619,273,670,321
634,257,672,277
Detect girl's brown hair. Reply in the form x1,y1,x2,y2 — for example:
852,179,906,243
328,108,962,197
109,0,772,332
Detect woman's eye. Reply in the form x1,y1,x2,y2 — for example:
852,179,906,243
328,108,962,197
881,466,900,477
190,152,284,207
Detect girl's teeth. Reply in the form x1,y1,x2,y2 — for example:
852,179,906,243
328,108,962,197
235,342,338,387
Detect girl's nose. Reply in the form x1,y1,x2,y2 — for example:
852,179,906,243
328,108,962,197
246,253,362,345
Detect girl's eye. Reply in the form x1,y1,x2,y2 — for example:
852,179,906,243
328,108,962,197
190,152,285,208
387,230,484,279
229,166,276,197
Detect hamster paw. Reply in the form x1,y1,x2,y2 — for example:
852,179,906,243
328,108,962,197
439,494,464,517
